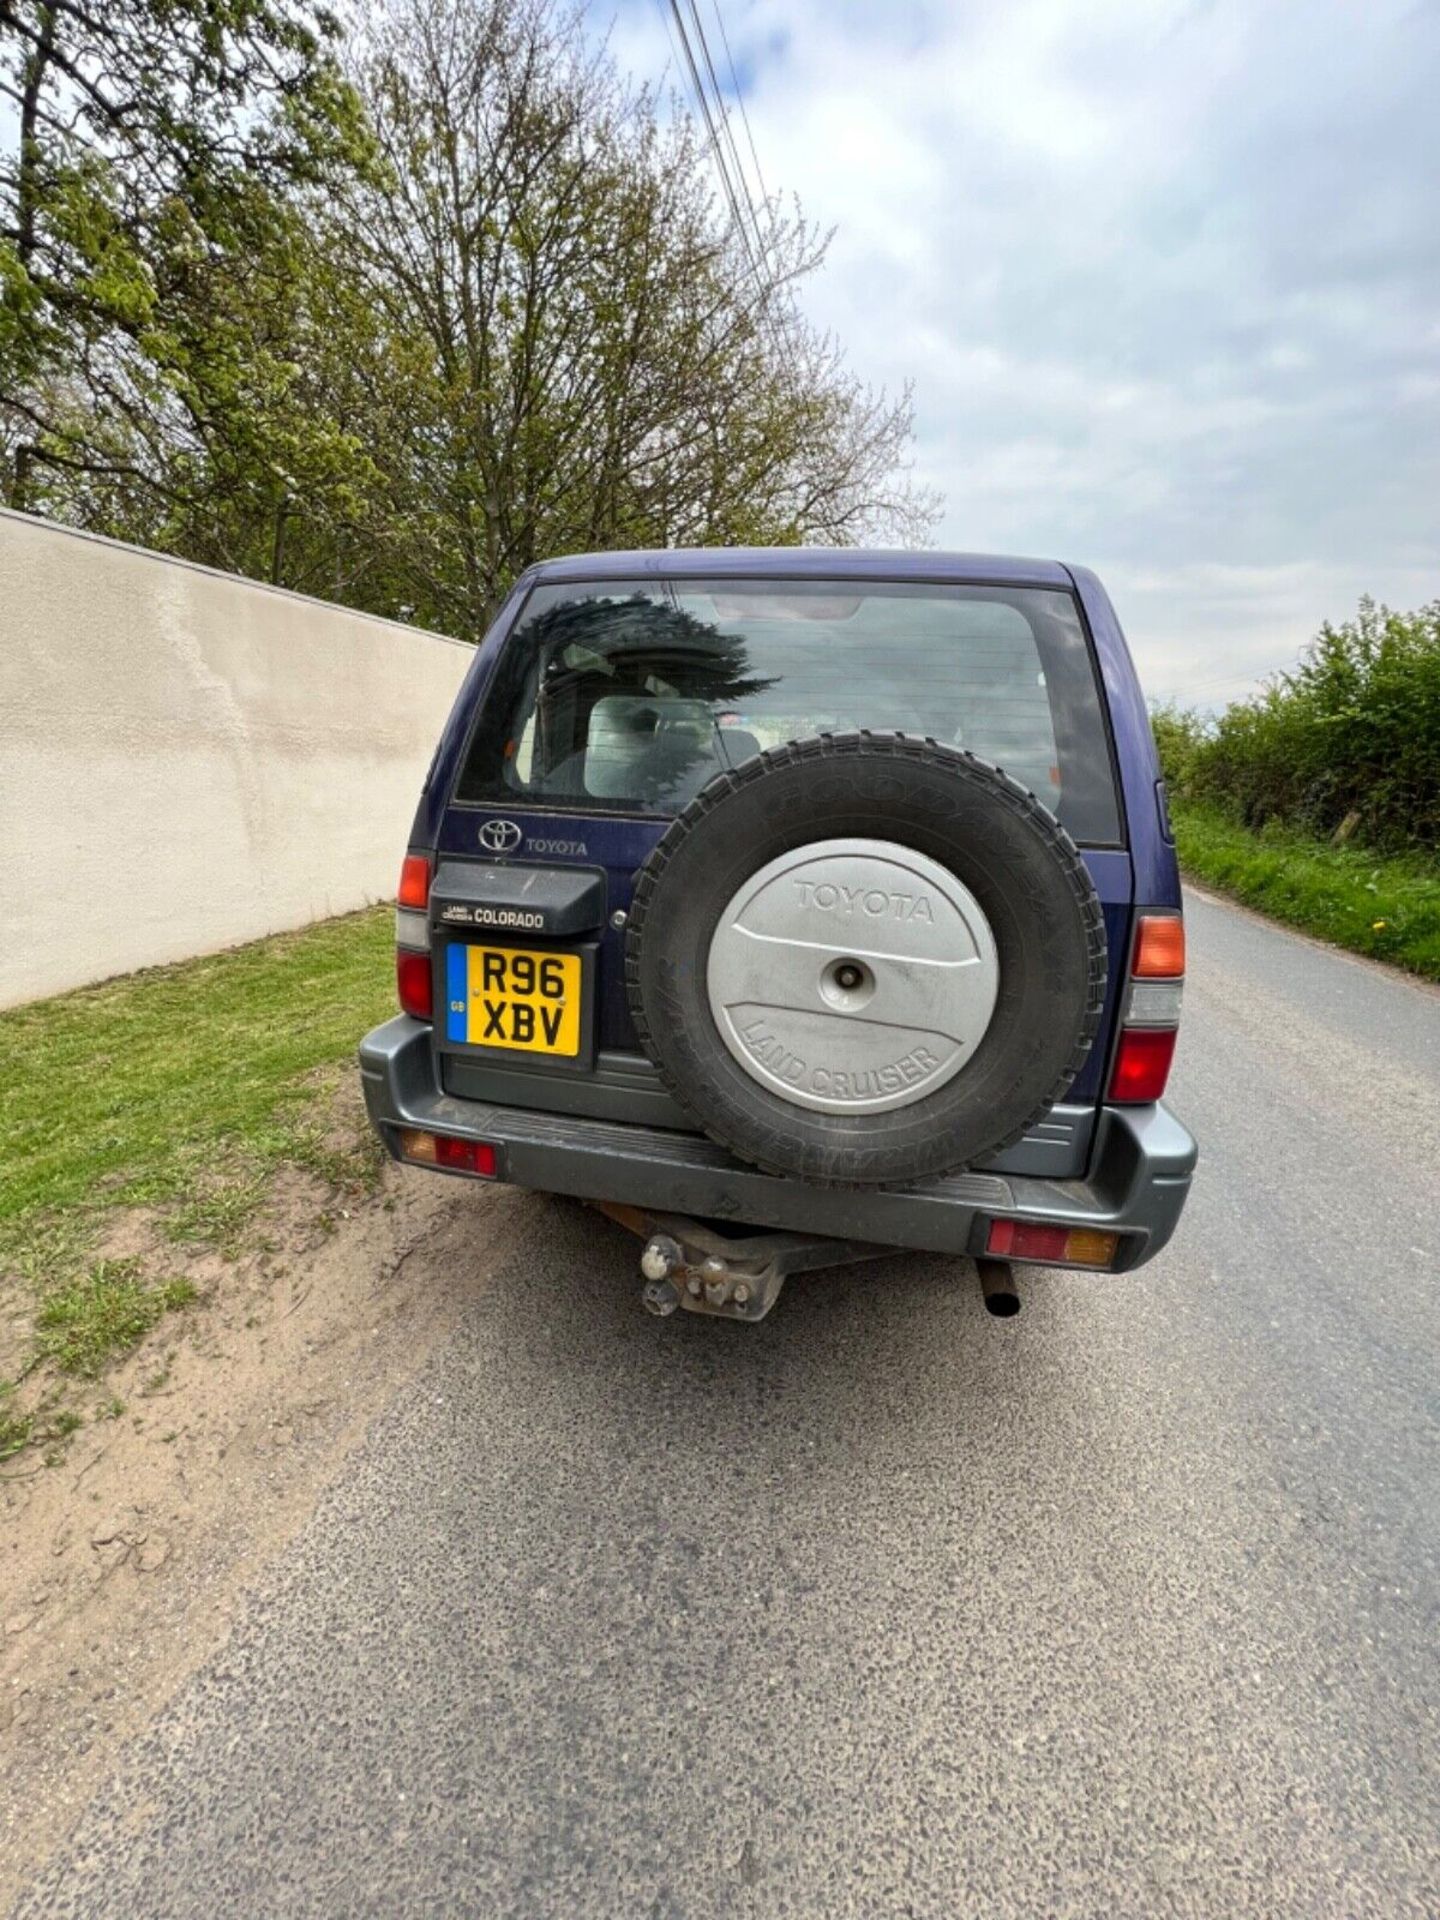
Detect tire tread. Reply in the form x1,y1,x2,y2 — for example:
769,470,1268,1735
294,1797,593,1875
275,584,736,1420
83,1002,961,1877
625,731,1108,1189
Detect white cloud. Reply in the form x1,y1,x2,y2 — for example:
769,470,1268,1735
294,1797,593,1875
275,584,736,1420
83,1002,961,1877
601,0,1440,704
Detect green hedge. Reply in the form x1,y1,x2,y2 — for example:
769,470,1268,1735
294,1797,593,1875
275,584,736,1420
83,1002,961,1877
1154,598,1440,852
1151,596,1440,977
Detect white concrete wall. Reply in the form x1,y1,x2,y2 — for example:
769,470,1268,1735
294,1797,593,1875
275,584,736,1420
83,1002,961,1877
0,511,472,1007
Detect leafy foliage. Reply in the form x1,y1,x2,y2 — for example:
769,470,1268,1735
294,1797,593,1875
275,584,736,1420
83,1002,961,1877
1148,702,1211,797
0,0,369,561
1153,599,1440,852
1152,599,1440,976
2,0,936,625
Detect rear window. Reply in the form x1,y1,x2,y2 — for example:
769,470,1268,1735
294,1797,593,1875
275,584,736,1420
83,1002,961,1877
454,577,1121,844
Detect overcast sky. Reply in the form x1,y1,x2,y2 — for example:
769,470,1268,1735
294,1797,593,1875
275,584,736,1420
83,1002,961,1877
602,0,1440,706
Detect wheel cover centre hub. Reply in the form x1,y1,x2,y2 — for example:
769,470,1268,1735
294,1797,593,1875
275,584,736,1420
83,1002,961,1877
706,838,1000,1115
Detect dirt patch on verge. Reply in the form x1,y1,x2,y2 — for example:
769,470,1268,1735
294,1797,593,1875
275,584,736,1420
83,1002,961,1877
0,1149,536,1910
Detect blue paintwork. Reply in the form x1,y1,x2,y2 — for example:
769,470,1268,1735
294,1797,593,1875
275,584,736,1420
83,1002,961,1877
411,584,528,851
408,548,1183,1095
1068,564,1180,913
526,545,1074,588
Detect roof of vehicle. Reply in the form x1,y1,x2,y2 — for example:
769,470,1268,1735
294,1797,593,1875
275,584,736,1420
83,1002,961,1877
528,547,1073,589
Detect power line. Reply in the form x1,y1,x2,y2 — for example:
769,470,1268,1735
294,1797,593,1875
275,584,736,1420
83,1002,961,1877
686,0,767,269
652,0,794,370
709,0,769,215
702,1,796,353
660,0,758,278
654,0,783,346
1162,667,1266,700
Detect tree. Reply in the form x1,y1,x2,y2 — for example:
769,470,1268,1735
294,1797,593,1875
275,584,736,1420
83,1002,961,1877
1,0,938,624
0,0,368,552
324,0,936,633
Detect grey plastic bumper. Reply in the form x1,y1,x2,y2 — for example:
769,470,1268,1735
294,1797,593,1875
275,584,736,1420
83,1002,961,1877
359,1017,1197,1271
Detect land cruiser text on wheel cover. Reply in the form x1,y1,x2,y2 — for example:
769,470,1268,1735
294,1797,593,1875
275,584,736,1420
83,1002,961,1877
626,732,1108,1187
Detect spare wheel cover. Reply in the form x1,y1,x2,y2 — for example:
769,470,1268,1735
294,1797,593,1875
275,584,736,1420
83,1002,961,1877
706,837,999,1115
625,732,1107,1189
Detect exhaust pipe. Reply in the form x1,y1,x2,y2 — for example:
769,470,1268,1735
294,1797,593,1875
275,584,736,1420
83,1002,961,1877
975,1258,1020,1318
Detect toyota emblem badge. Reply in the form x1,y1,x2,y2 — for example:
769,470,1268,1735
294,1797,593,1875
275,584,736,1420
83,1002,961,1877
478,818,524,855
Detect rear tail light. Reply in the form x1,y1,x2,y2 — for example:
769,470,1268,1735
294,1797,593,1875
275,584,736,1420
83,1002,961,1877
396,949,433,1020
398,854,432,910
1109,910,1183,1103
398,1129,496,1177
1108,1026,1178,1102
395,853,433,1019
985,1220,1119,1268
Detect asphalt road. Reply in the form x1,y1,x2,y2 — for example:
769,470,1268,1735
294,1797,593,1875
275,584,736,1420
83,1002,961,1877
14,891,1440,1919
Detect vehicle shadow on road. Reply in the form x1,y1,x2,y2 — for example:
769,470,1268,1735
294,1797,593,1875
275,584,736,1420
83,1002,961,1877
450,1188,1120,1495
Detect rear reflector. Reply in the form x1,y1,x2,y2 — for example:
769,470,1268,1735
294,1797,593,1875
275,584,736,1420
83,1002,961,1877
1125,979,1184,1026
1132,914,1185,978
394,908,429,951
1108,1025,1178,1103
396,948,433,1020
398,853,432,910
985,1220,1119,1267
398,1128,497,1177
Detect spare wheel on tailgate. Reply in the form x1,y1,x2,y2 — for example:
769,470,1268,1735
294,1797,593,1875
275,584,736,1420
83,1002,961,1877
625,732,1107,1187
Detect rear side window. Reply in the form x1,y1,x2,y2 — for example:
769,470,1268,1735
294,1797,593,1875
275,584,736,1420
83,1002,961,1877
454,577,1121,844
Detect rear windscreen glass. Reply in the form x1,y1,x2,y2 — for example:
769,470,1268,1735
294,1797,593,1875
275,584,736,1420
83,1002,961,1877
454,577,1121,844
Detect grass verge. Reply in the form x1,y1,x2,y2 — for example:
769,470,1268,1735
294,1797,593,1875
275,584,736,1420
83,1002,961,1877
34,1261,197,1379
1,907,396,1458
1172,800,1440,981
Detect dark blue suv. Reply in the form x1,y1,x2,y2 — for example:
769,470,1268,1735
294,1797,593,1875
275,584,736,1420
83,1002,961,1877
360,549,1196,1320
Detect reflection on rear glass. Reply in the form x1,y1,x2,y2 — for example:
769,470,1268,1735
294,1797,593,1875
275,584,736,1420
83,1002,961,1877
456,577,1121,844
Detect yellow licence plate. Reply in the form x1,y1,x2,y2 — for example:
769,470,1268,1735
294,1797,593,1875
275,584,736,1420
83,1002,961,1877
444,944,583,1056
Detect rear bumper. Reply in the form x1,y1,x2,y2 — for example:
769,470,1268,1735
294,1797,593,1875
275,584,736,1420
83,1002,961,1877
359,1017,1197,1271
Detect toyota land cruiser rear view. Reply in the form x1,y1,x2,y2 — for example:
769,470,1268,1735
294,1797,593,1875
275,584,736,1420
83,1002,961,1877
360,549,1196,1322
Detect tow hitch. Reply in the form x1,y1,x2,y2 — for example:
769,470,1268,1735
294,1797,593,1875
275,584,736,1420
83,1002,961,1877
592,1201,897,1323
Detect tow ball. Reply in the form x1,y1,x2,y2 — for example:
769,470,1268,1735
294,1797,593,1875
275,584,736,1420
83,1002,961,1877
593,1201,1024,1324
592,1201,897,1324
